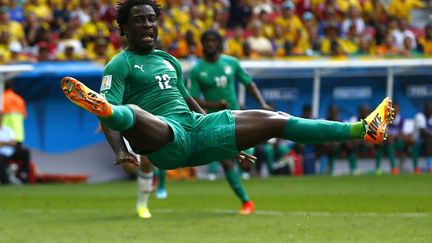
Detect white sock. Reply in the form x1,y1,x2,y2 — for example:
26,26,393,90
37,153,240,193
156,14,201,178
137,170,153,208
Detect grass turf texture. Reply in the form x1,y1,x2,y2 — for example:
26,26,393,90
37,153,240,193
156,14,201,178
1,175,431,242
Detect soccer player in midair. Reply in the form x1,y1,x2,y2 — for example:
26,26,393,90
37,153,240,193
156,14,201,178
61,0,394,217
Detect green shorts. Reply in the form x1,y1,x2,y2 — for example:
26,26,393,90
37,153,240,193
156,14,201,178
145,110,239,169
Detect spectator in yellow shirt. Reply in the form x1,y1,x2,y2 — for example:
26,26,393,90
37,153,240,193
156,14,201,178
272,25,289,57
207,8,227,38
274,1,304,44
296,11,318,55
257,10,275,39
353,36,376,57
24,0,53,23
419,23,432,55
179,5,205,49
342,24,361,55
85,27,117,60
157,21,176,52
363,0,389,27
0,8,27,48
86,38,116,65
0,48,10,64
389,0,425,22
79,10,110,46
225,26,246,59
320,23,348,56
0,29,10,52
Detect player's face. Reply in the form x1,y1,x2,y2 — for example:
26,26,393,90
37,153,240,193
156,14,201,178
203,35,220,57
126,4,158,53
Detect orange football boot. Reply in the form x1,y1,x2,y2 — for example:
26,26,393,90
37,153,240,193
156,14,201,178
240,201,255,215
61,76,112,118
363,97,395,144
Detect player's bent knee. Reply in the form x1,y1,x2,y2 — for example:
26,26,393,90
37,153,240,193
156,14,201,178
277,111,292,118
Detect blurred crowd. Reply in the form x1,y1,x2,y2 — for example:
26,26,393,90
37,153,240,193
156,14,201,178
0,0,432,65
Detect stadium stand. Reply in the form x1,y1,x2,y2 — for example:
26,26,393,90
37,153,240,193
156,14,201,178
0,0,431,62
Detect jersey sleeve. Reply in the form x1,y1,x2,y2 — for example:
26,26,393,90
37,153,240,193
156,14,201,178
233,58,252,86
188,66,201,98
100,53,130,105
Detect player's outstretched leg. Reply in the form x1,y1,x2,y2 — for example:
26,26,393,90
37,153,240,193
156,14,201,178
233,97,394,152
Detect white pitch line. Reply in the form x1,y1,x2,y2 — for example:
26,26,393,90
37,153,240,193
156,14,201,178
7,208,431,218
201,209,431,218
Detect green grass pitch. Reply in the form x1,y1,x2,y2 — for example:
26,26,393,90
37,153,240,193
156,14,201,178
1,174,431,242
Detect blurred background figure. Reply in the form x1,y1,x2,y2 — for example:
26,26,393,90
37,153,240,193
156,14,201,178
2,80,32,183
0,112,21,185
376,103,414,175
413,102,432,174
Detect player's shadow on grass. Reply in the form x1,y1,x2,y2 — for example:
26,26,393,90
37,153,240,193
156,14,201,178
75,210,242,223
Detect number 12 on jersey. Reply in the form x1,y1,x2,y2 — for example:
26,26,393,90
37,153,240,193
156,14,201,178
156,74,172,89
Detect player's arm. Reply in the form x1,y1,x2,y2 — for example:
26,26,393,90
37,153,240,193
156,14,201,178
193,97,228,111
245,82,274,111
235,58,273,110
99,54,138,165
185,97,207,114
101,124,138,166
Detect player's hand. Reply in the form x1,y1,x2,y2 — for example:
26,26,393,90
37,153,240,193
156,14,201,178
114,152,139,166
236,151,256,167
261,103,275,111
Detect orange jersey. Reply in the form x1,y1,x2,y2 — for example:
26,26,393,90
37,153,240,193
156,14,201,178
3,89,27,116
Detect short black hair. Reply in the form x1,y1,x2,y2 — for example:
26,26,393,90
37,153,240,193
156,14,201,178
201,29,223,52
116,0,162,36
